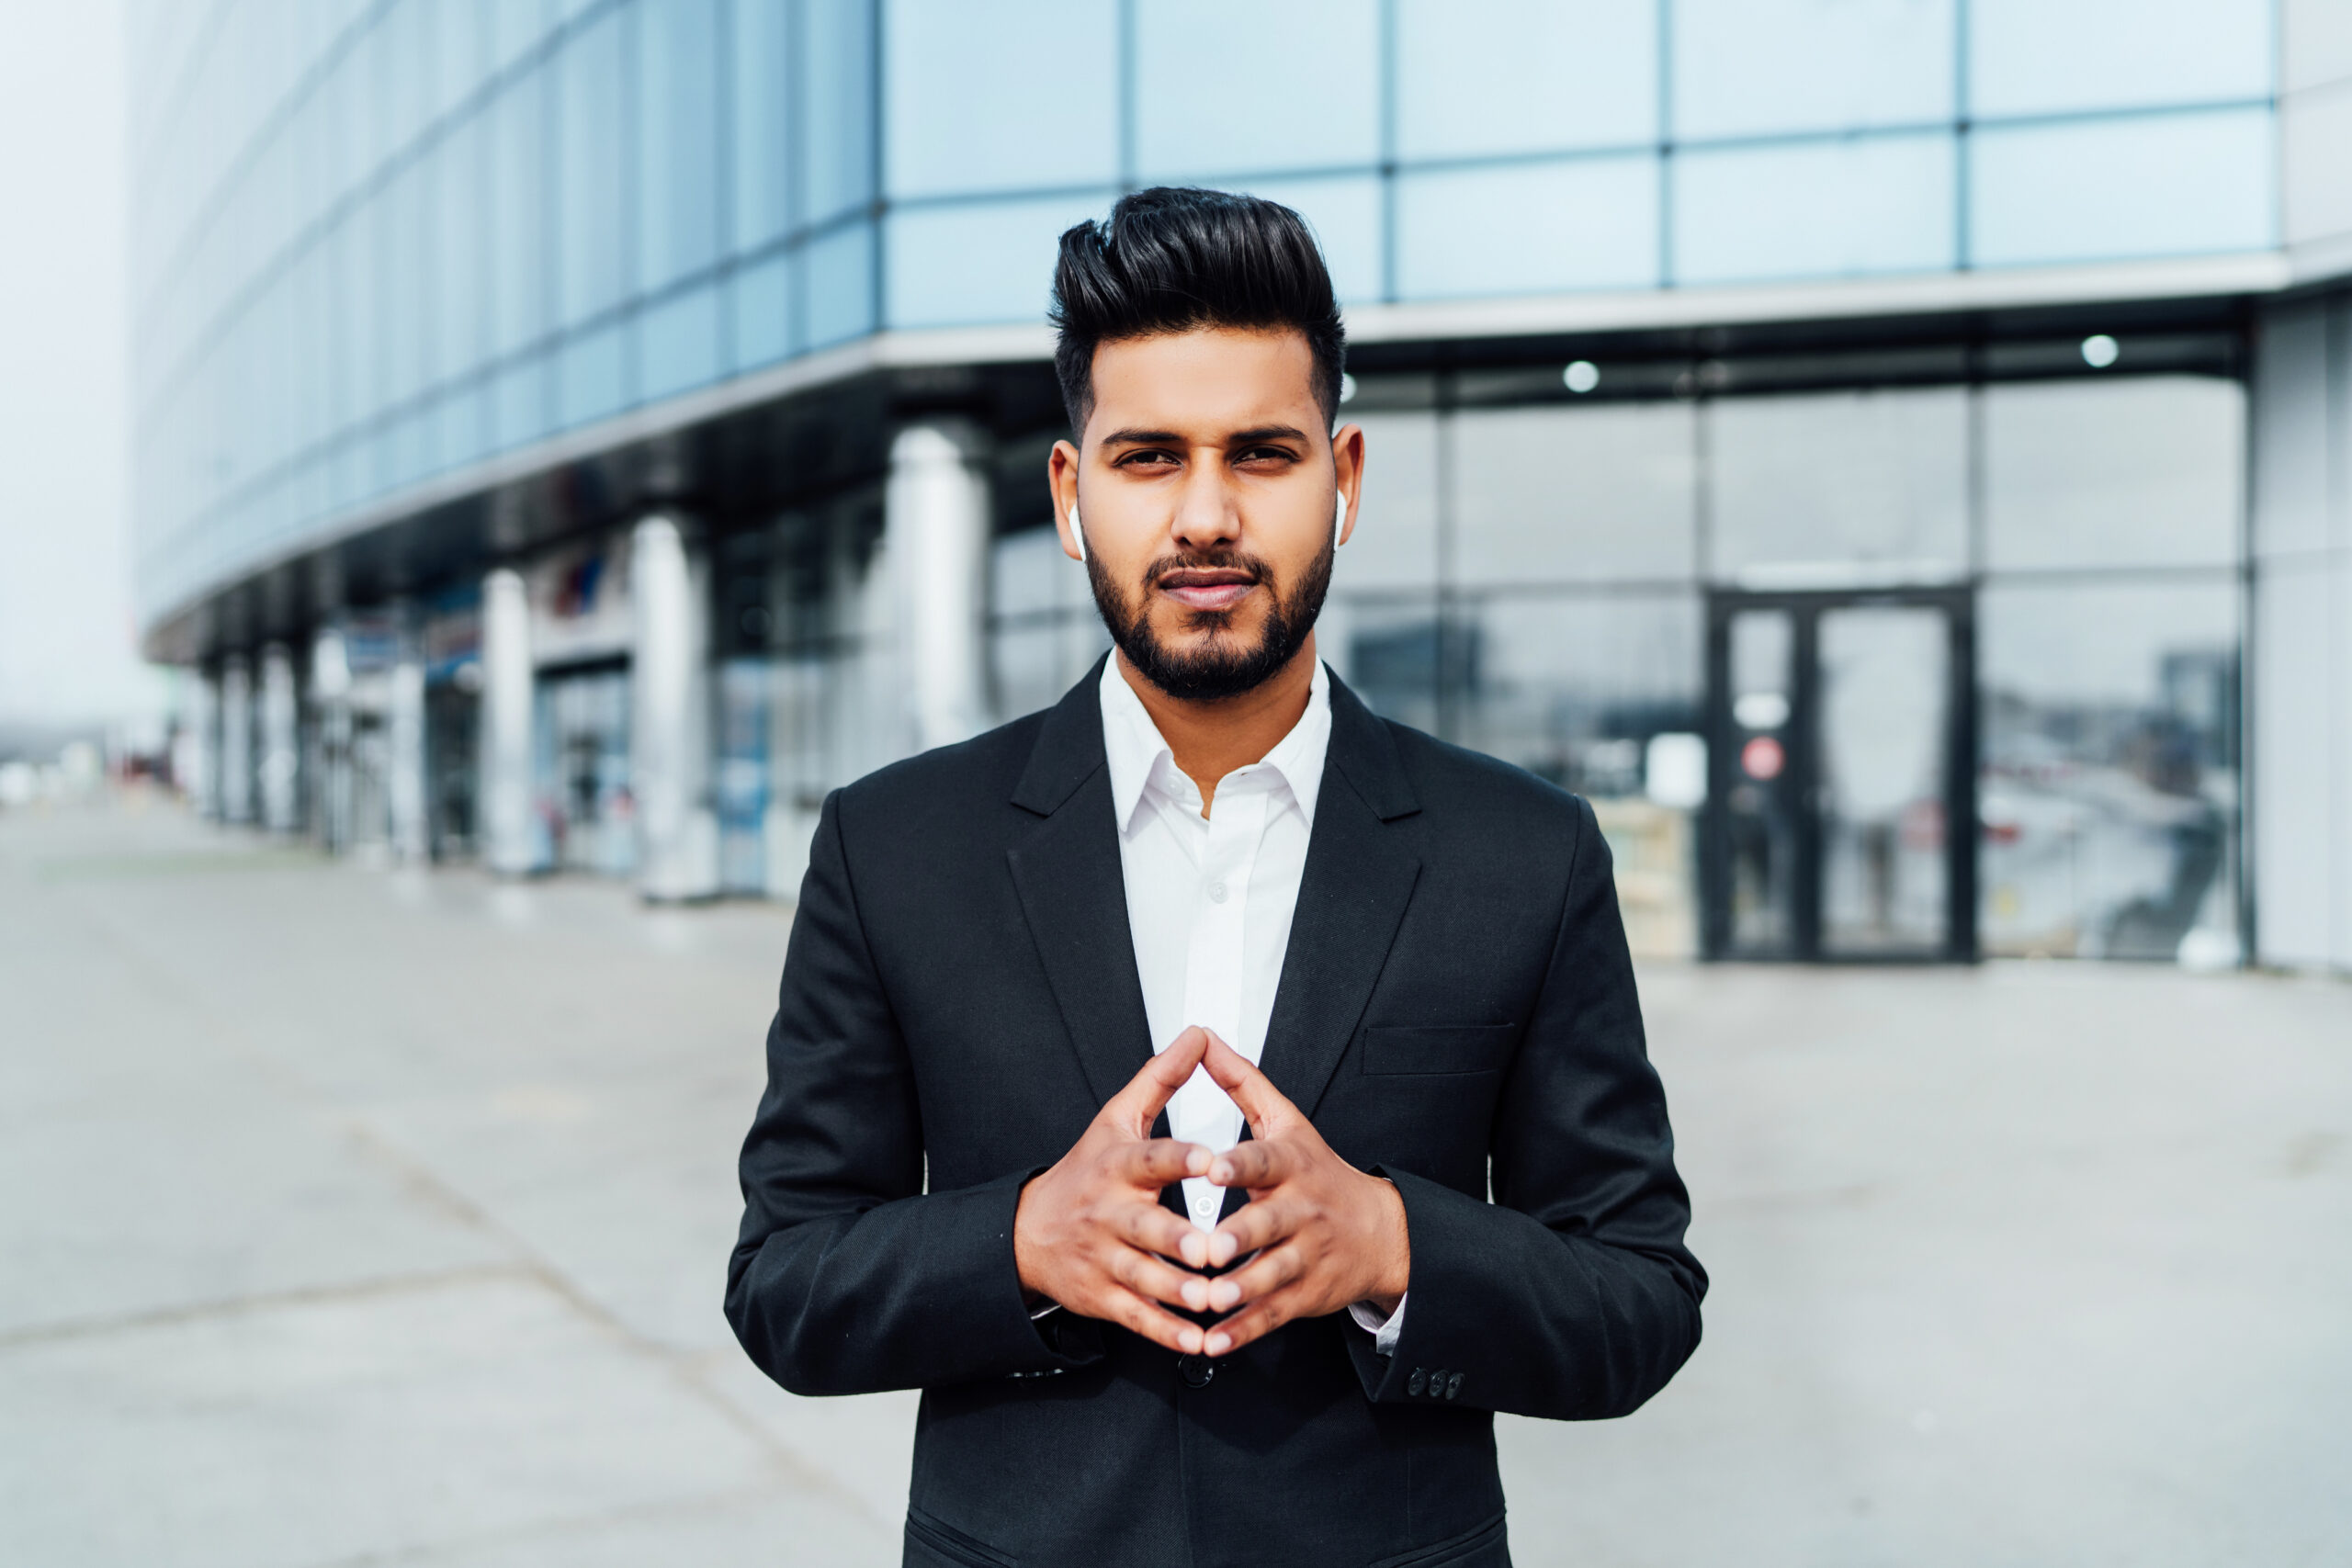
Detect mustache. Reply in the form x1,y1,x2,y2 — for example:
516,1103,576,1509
1141,549,1272,588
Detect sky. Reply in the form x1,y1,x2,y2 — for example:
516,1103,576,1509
0,0,161,728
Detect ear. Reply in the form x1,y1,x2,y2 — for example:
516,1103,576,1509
1331,423,1365,549
1048,440,1084,563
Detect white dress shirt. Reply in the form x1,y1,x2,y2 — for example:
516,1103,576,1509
1097,657,1405,1353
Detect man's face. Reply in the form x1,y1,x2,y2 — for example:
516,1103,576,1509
1048,327,1364,702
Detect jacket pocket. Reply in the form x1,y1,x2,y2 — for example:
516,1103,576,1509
1370,1511,1510,1567
1360,1024,1518,1077
904,1506,1020,1568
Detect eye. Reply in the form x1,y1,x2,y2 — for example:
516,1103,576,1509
1116,448,1180,468
1233,445,1298,466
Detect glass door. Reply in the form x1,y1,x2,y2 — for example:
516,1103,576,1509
1703,590,1975,962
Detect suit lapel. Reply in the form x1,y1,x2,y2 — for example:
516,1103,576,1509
1257,675,1423,1120
1007,661,1157,1110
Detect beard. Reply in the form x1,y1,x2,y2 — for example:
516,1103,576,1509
1087,532,1335,702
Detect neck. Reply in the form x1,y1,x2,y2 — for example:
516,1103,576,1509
1116,633,1318,817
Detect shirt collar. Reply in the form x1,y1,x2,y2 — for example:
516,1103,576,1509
1098,656,1331,836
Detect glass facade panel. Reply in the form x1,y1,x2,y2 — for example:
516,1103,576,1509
805,220,878,347
1396,156,1658,299
640,283,723,400
887,194,1113,330
557,7,631,327
1453,404,1697,586
1970,107,2276,267
1709,389,1970,580
489,69,549,358
1674,132,1955,285
1969,0,2272,119
1396,0,1656,162
1981,580,2239,960
733,251,798,369
884,0,1119,198
1672,0,1953,141
637,0,723,293
1984,377,2244,571
1132,0,1379,179
801,0,877,226
729,0,797,252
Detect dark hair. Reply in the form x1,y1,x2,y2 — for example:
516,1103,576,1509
1049,186,1346,436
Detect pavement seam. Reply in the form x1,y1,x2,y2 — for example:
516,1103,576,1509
0,1261,538,1352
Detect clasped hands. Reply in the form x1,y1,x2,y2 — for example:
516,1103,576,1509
1013,1026,1408,1359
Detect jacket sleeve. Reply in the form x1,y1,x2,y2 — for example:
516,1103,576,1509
1346,795,1706,1420
724,790,1098,1394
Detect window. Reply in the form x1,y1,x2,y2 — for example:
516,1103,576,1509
1969,0,2271,119
1232,174,1384,305
638,0,723,292
884,0,1118,198
1709,389,1969,581
1133,0,1378,179
1671,0,1953,141
1674,132,1954,284
557,8,630,326
1970,107,2275,266
886,193,1111,329
1396,0,1656,162
1984,377,2243,571
1453,403,1698,586
1396,155,1658,299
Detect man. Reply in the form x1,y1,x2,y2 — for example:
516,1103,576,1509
728,187,1703,1568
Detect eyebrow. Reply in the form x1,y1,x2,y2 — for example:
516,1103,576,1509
1096,423,1314,448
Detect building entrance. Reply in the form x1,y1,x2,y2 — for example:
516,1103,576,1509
1702,588,1976,963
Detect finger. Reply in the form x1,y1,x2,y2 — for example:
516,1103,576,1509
1202,1286,1304,1357
1209,1192,1308,1269
1204,1238,1305,1314
1114,1138,1213,1189
1101,1288,1207,1356
1205,1139,1295,1192
1111,1245,1215,1314
1114,1196,1214,1270
1198,1031,1301,1135
1103,1028,1211,1133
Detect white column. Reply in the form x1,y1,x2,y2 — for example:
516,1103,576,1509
259,643,301,834
630,513,718,901
184,669,220,819
388,634,428,863
479,568,537,875
888,420,993,753
220,654,254,825
311,627,353,852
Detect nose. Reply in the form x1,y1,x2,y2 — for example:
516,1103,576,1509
1168,461,1241,552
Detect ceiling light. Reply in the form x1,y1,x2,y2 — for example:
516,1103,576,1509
1563,360,1600,393
2080,334,2119,368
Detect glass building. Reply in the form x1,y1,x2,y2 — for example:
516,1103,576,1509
131,0,2352,971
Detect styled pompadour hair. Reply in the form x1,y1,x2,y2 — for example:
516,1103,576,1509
1048,186,1347,436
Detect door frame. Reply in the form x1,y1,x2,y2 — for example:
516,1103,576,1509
1700,585,1979,964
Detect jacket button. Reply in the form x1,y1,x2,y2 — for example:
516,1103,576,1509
1445,1371,1464,1400
1407,1367,1428,1396
1178,1353,1215,1389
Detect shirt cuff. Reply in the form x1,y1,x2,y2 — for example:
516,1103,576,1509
1348,1294,1407,1356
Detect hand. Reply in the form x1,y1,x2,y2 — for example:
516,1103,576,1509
1195,1032,1410,1357
1013,1027,1222,1355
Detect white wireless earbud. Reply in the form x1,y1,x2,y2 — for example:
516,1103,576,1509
1335,489,1348,546
1068,504,1087,564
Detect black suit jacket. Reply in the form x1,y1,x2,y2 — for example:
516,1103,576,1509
728,662,1703,1568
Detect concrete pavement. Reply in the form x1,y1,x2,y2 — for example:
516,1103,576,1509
2,798,2346,1566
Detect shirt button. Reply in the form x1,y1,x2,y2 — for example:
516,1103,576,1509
1207,881,1227,903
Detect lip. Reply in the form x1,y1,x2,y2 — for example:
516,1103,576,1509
1156,569,1258,613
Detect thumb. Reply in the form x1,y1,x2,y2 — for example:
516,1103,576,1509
1199,1030,1297,1136
1104,1025,1209,1134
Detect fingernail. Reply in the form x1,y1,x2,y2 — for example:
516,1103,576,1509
1205,1332,1231,1356
1183,1280,1206,1310
1186,1149,1209,1175
1210,1281,1239,1311
1210,1235,1236,1265
1209,1162,1230,1185
1181,1326,1203,1353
